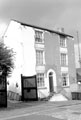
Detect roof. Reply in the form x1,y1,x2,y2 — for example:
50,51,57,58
12,19,73,38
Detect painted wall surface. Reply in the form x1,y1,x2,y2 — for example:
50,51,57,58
4,21,36,94
21,26,36,76
44,32,61,92
4,21,23,94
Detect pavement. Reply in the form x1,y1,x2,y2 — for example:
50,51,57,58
0,100,46,111
1,100,81,120
1,99,81,111
7,100,46,110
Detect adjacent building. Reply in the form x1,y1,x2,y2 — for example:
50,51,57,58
4,20,76,99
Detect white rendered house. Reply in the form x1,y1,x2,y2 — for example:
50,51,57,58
4,20,76,99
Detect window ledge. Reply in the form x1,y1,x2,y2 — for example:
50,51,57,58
36,64,45,66
37,87,47,89
61,65,68,67
35,42,44,44
60,46,67,48
62,85,70,88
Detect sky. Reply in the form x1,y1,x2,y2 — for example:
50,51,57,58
0,0,81,67
0,0,81,40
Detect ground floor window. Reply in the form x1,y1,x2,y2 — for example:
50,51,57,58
61,73,69,86
37,73,44,87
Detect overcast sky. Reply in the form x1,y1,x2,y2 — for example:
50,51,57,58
0,0,81,43
0,0,81,67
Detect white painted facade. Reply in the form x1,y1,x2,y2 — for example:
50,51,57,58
4,20,54,97
4,21,36,95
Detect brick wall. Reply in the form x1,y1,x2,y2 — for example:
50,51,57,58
44,32,61,86
67,37,76,84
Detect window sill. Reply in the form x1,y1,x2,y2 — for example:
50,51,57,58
36,64,45,66
60,46,67,48
37,87,47,89
61,65,68,67
35,42,44,44
62,85,70,88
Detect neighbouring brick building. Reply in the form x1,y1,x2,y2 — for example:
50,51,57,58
3,20,76,99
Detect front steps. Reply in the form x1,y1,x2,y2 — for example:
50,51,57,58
49,93,68,102
39,92,55,101
39,91,69,102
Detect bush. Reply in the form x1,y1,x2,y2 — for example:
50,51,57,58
0,40,15,76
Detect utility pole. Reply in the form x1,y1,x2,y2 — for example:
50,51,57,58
77,31,81,68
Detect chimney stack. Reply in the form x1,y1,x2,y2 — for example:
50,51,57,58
57,28,64,33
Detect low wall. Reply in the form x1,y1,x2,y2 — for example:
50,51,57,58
7,91,21,101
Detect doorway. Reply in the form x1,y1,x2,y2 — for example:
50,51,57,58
47,69,57,93
49,72,54,92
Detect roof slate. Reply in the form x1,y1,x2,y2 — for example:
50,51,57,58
12,19,73,38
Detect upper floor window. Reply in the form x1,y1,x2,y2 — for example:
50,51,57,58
60,35,66,47
36,50,44,65
35,30,43,43
61,53,67,66
37,73,44,87
61,73,69,86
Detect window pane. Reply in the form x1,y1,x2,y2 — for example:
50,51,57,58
36,50,43,65
62,73,68,86
37,73,44,87
35,30,43,43
61,53,66,66
60,36,66,47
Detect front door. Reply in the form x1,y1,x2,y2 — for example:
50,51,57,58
49,72,54,92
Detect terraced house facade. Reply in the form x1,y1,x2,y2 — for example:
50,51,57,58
4,20,76,99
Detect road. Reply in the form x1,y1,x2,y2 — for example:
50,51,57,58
0,101,81,120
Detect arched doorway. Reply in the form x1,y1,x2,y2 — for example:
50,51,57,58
47,69,57,93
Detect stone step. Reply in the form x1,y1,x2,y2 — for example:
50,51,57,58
49,93,68,102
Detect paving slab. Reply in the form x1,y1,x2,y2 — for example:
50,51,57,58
1,100,81,120
1,100,81,111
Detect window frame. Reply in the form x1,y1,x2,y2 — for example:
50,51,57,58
37,73,45,87
60,35,67,48
35,30,44,43
60,53,67,66
61,72,69,87
36,50,44,65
